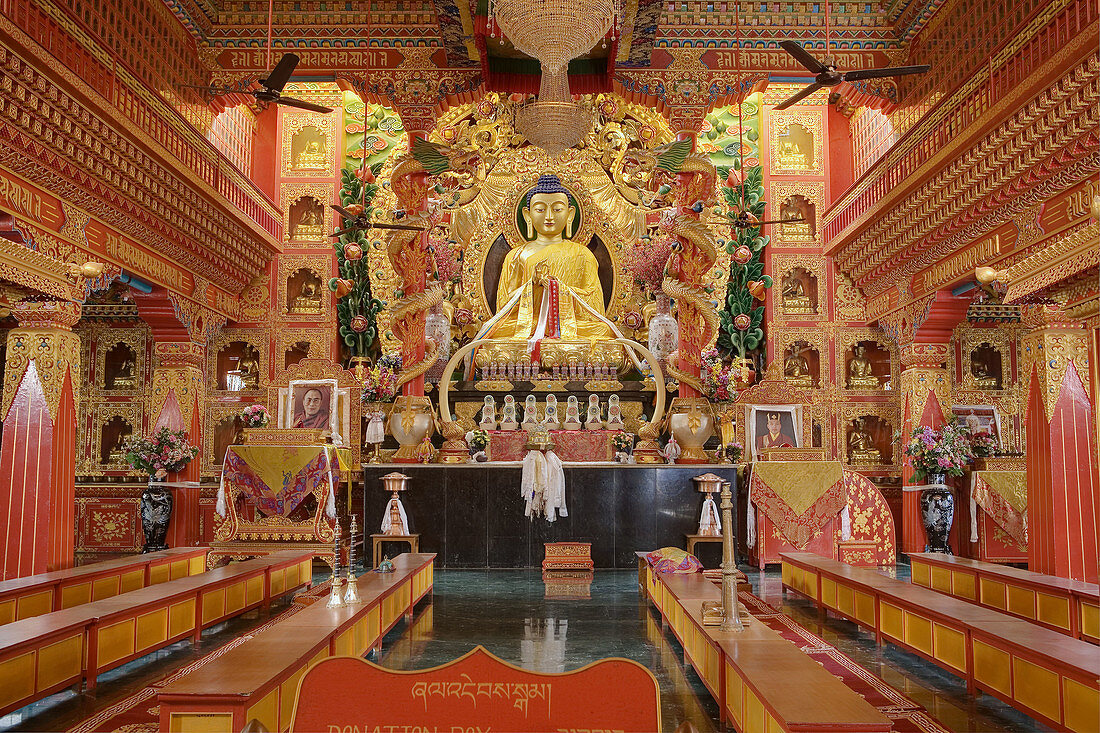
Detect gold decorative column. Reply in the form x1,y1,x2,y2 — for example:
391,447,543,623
1020,306,1097,582
0,300,81,578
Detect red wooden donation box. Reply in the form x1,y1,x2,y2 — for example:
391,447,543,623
290,646,661,732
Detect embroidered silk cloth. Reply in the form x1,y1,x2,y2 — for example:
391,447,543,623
490,430,614,462
220,445,350,517
971,470,1027,545
749,461,845,548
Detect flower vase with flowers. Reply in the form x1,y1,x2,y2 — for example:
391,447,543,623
969,429,998,458
123,427,200,481
900,422,975,484
359,354,401,404
240,404,270,428
700,348,738,403
725,440,744,464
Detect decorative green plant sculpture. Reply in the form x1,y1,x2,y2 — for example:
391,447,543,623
716,161,771,358
332,164,385,359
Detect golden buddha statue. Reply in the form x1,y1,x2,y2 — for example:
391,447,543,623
779,198,813,240
106,431,130,464
474,174,623,362
289,277,323,314
294,137,327,170
777,139,809,169
971,352,999,389
847,418,881,464
847,344,880,389
293,205,324,240
110,357,136,389
238,351,260,390
781,274,814,314
783,349,813,388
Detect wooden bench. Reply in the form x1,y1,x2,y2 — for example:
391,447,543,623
909,552,1099,643
0,548,210,626
640,560,891,732
0,550,313,717
157,553,435,733
781,552,1100,732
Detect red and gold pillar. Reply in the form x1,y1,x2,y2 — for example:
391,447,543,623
898,343,951,555
0,300,81,579
147,342,206,548
1021,308,1098,582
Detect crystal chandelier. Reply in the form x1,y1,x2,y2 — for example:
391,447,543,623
489,0,619,73
514,67,593,156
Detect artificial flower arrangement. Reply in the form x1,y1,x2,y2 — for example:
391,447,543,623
725,440,744,464
468,428,489,453
612,431,635,453
700,348,737,402
123,427,200,480
359,353,402,403
240,404,270,428
900,422,975,483
969,429,998,458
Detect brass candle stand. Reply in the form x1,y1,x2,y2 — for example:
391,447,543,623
326,522,346,608
343,515,362,605
701,479,747,630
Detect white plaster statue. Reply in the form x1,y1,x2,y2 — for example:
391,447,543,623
605,394,624,429
563,395,582,430
480,395,497,431
522,395,540,431
585,394,603,430
501,395,519,431
543,394,561,430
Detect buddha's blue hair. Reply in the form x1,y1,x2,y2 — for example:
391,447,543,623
525,174,574,208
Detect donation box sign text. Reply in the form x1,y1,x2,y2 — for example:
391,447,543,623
290,646,661,732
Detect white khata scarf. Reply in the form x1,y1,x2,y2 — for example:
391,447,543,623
521,450,567,522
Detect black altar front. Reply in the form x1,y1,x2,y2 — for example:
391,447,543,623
361,464,739,568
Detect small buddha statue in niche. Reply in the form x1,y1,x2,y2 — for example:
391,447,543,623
847,418,882,465
293,204,324,240
110,356,136,389
783,348,814,388
237,351,261,390
777,139,809,169
970,350,999,389
290,277,323,314
106,430,130,464
294,136,328,170
847,344,881,390
781,274,814,314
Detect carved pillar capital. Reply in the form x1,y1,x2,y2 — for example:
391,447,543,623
899,341,950,369
1021,321,1091,422
3,300,82,422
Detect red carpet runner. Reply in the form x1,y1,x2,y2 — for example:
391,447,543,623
736,590,950,733
66,581,332,733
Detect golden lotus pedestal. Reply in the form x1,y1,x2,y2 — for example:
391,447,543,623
848,450,882,465
782,296,815,315
847,377,881,390
785,374,814,388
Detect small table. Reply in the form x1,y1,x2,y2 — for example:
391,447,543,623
371,534,419,567
685,533,724,557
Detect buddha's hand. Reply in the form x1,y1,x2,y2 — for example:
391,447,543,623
533,262,551,286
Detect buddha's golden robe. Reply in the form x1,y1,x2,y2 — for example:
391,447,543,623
485,240,615,342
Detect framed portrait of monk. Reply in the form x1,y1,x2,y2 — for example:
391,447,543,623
282,379,339,436
744,404,802,461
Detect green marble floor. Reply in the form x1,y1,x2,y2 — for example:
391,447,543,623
376,568,1051,733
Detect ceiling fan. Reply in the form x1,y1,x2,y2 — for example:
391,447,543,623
773,41,930,110
197,52,332,113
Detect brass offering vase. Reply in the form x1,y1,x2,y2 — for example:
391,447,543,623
388,395,435,463
668,396,715,464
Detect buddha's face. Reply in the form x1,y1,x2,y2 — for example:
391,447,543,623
524,192,574,240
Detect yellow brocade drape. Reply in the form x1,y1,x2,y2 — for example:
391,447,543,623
749,461,846,548
489,240,613,342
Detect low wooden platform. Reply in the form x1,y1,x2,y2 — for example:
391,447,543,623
157,553,435,733
0,547,209,626
641,560,891,732
782,552,1100,732
0,550,312,717
909,552,1099,643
